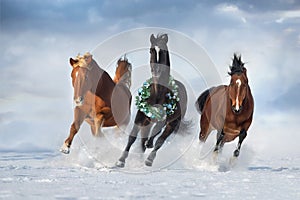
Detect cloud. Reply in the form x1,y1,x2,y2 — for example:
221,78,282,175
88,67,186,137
275,9,300,23
87,8,103,24
0,112,15,125
271,82,300,111
216,3,239,12
211,3,248,26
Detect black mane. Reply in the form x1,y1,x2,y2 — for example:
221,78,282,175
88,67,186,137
228,54,245,76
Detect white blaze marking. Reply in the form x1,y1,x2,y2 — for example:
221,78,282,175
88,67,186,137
235,79,241,111
155,46,160,61
75,72,78,77
236,79,241,87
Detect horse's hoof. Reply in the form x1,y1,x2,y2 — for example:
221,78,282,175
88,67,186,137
60,143,70,154
60,147,70,154
145,159,153,167
233,149,240,157
145,141,153,149
115,160,125,168
212,151,218,163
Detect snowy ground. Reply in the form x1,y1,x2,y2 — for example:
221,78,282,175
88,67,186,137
1,125,299,200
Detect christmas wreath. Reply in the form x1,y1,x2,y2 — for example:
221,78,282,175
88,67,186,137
135,76,180,121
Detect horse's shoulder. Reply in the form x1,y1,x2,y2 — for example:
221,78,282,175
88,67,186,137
209,85,227,96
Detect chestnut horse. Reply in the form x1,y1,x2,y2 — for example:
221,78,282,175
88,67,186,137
116,34,188,167
60,53,132,154
195,54,254,158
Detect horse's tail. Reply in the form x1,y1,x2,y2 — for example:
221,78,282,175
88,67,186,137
195,87,215,114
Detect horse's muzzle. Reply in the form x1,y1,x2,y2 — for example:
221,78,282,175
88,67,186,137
232,106,242,114
74,96,84,106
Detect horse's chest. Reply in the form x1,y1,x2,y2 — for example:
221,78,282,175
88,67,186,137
148,91,167,105
223,115,245,140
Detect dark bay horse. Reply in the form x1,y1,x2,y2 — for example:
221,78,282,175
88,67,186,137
60,53,132,154
195,54,254,158
116,34,188,167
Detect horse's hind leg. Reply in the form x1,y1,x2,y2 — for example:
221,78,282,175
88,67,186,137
233,129,247,157
145,120,177,166
60,107,85,154
116,124,140,167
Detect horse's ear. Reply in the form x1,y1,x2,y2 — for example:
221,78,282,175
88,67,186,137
150,34,156,45
162,34,168,44
117,58,121,63
69,58,77,68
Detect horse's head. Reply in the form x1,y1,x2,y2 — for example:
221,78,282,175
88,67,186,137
228,54,248,114
150,34,170,84
70,52,96,106
113,57,132,88
150,33,168,51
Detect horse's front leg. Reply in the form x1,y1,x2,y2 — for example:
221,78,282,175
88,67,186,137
94,106,113,136
116,124,140,168
145,121,165,148
214,130,225,153
60,107,86,154
233,129,247,157
84,116,97,136
212,130,225,161
214,130,225,154
140,125,153,152
145,120,177,166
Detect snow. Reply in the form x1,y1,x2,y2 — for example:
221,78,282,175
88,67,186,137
1,125,299,199
1,152,299,199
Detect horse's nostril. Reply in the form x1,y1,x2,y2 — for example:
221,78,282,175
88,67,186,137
74,96,84,106
232,105,242,114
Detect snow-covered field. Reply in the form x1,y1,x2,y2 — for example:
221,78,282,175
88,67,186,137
1,124,299,199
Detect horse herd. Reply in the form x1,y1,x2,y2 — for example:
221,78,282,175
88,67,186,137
60,33,254,167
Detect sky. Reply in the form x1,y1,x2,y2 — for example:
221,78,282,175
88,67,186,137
0,0,300,157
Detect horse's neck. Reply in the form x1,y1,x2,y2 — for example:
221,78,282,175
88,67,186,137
92,67,115,107
244,85,253,107
118,73,131,89
150,83,168,103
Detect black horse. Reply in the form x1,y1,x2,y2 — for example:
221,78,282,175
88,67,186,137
116,34,188,167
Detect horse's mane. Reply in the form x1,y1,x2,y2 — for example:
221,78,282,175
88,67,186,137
113,56,131,89
117,56,128,65
228,54,245,76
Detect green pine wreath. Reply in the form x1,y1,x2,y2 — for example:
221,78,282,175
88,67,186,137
135,76,180,121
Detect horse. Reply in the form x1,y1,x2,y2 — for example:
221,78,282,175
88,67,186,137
195,54,254,159
60,53,132,154
116,34,188,167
